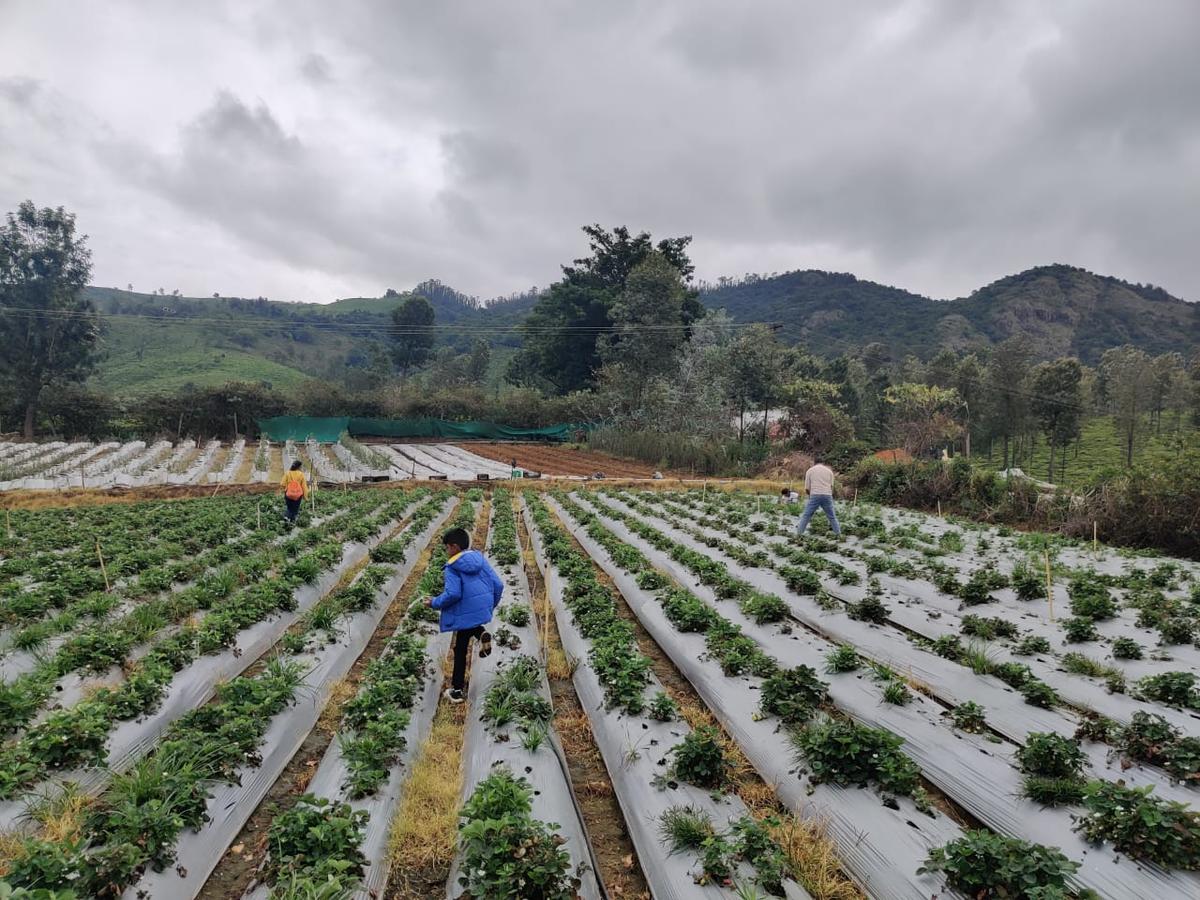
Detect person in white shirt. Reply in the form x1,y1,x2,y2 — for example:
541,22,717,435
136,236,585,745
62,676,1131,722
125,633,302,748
796,456,841,537
779,487,800,504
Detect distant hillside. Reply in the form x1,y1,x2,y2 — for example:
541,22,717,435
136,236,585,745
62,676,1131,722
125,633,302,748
86,280,535,396
700,264,1198,362
82,263,1195,397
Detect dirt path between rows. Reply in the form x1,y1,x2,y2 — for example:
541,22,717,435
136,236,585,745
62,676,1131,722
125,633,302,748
197,502,454,899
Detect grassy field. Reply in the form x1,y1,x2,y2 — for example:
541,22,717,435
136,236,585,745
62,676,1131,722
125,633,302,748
981,415,1197,486
95,346,312,395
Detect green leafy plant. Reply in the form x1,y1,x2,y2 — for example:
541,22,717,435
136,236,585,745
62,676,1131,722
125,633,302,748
1061,616,1099,643
647,691,679,722
670,727,729,789
1134,671,1199,709
824,644,861,673
265,795,368,885
795,716,921,797
1074,781,1200,869
1019,680,1059,709
499,604,531,628
919,830,1080,897
457,768,579,900
1015,733,1088,807
882,681,912,705
759,666,828,725
949,701,987,733
1111,637,1143,660
1013,635,1052,655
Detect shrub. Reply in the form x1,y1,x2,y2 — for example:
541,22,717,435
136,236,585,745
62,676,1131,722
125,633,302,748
670,727,729,789
919,830,1079,897
1075,781,1200,869
759,666,829,725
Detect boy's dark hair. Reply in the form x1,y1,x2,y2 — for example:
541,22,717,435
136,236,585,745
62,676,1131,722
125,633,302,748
780,487,790,496
443,527,470,551
290,460,303,471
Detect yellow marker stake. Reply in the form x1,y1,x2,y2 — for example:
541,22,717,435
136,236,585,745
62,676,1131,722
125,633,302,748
96,540,110,592
1043,551,1054,621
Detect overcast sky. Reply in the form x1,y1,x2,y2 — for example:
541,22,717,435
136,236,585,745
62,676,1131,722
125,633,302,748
1,0,1197,304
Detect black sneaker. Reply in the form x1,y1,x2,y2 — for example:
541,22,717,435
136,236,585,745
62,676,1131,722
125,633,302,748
444,688,465,704
479,631,493,658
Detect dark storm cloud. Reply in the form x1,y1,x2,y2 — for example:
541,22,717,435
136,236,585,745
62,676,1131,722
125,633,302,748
0,0,1197,302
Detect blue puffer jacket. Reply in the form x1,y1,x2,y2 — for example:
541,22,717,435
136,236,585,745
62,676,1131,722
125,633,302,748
431,550,504,633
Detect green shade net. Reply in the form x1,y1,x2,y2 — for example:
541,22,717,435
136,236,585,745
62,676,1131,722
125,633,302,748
257,416,349,442
258,416,587,442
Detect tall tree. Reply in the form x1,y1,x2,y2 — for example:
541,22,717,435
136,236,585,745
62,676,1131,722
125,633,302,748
0,202,98,438
389,294,435,375
984,338,1032,468
1098,345,1152,467
1148,352,1184,433
728,324,784,442
597,252,689,385
953,353,984,458
884,383,963,457
1029,357,1083,483
466,339,491,384
508,225,700,393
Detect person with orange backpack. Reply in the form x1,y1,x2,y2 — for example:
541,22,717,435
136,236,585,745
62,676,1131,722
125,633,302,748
280,460,308,524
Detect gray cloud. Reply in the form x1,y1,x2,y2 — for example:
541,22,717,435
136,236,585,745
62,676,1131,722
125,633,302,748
0,0,1196,303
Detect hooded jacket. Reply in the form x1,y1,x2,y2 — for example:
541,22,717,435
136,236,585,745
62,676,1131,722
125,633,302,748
430,549,504,632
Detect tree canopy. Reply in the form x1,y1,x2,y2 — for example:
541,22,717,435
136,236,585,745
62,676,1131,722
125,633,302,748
0,201,98,437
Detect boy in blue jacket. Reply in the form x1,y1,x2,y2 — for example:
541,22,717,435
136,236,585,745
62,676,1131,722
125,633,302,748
427,526,504,703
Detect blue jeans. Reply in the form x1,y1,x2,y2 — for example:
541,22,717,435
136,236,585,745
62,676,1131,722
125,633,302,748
797,495,839,536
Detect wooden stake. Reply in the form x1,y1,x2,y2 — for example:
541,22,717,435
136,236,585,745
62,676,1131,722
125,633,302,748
1043,551,1054,621
1093,521,1098,554
5,509,12,540
853,488,858,507
96,540,110,592
257,502,262,530
937,500,942,517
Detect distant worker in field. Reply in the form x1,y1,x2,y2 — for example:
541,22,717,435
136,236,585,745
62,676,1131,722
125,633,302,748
796,456,841,538
780,486,800,504
428,526,504,703
280,460,308,525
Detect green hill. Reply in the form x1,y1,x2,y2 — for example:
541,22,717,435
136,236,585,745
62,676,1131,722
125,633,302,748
700,264,1198,363
82,264,1195,398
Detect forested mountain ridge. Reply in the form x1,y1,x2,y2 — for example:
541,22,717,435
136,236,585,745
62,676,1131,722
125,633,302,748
80,263,1195,396
699,264,1197,363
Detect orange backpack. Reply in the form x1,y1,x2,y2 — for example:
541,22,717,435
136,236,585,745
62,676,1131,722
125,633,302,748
285,475,304,500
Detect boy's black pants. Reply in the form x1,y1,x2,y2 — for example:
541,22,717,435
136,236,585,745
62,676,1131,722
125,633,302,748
451,625,486,690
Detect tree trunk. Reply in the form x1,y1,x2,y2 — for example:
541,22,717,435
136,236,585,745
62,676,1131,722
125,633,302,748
1002,433,1010,469
762,404,768,444
738,403,745,443
23,399,36,439
1126,425,1134,468
1047,438,1055,484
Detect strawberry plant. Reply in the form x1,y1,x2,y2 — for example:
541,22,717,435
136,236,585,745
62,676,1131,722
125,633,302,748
669,726,729,789
961,614,1019,640
265,794,368,887
1019,679,1059,708
1134,671,1198,708
919,830,1079,897
1067,576,1117,620
647,691,678,722
1061,616,1099,643
1010,560,1045,601
1157,617,1195,646
795,716,921,798
457,768,578,900
1013,635,1052,655
1074,781,1200,869
759,666,829,725
1015,733,1088,806
949,701,987,733
1111,637,1143,660
824,644,860,673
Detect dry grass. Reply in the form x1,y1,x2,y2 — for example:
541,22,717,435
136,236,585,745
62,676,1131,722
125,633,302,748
545,645,575,681
386,699,466,879
27,784,91,844
0,831,26,876
318,677,357,733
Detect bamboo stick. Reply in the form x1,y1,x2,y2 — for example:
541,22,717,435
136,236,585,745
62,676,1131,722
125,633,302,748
1043,551,1054,621
96,540,110,592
